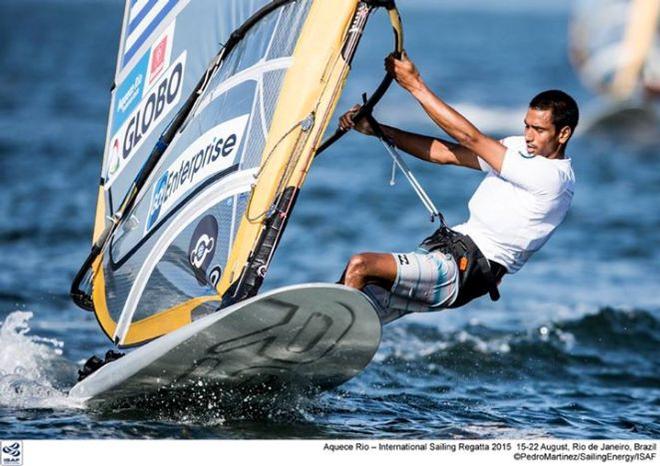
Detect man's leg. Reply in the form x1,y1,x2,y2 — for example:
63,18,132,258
340,253,398,291
339,251,459,325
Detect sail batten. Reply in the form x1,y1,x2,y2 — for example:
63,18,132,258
193,57,293,119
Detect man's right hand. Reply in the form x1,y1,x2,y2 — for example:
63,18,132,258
339,104,374,136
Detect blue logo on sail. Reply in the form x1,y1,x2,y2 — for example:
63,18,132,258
113,53,148,133
147,172,169,230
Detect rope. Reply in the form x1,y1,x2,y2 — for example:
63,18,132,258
361,94,446,225
244,114,313,222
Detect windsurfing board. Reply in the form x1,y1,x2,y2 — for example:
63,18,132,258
68,283,382,406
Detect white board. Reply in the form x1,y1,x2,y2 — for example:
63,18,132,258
69,283,381,406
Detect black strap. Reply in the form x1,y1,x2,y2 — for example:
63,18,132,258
460,234,500,302
478,255,500,301
488,260,507,281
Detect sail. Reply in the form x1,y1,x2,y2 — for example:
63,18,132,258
570,0,659,100
78,0,403,347
95,0,270,239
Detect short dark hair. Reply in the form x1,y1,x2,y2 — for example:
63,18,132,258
529,90,579,133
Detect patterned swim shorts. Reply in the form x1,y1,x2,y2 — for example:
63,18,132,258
363,249,459,322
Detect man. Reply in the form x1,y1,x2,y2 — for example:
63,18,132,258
338,52,578,323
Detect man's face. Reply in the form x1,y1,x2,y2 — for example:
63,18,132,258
523,108,562,157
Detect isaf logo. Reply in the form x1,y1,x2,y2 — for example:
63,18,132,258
1,442,22,466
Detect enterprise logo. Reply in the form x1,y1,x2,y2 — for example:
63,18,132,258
146,114,249,232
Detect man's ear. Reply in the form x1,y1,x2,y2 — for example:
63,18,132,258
558,125,572,144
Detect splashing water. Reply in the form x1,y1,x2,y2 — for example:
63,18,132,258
0,311,80,409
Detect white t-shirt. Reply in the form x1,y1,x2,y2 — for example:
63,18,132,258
452,136,575,274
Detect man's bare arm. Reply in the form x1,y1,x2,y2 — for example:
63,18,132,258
338,105,481,170
379,125,482,170
386,53,506,172
410,86,505,172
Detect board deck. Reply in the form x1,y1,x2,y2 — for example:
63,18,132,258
69,283,382,405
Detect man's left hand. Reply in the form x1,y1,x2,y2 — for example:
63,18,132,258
385,51,424,93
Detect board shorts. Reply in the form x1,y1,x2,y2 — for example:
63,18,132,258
363,248,460,323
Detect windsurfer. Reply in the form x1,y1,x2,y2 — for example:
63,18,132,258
338,52,578,322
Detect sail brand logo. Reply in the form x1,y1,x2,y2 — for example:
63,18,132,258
145,114,249,233
1,441,22,466
112,21,176,134
190,235,214,268
188,215,219,286
107,50,186,184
